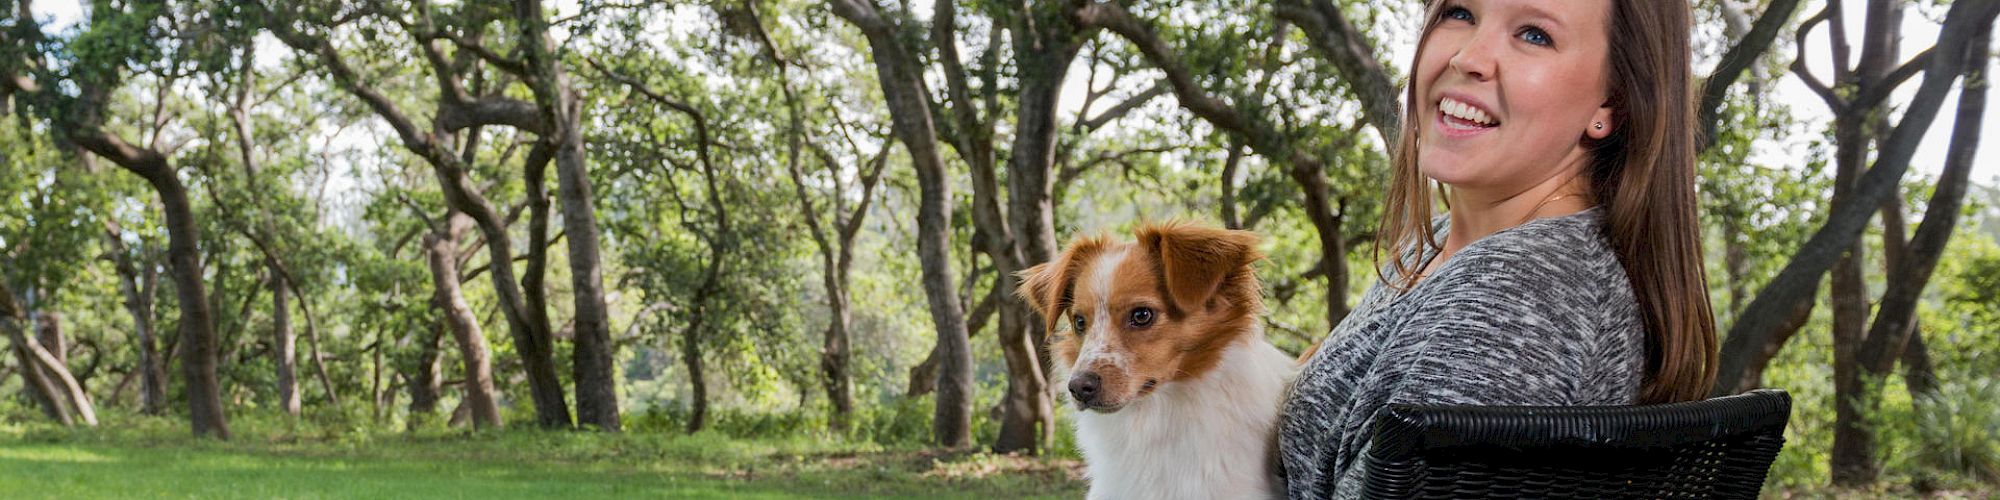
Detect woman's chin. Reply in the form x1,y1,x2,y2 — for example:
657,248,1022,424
1417,161,1481,188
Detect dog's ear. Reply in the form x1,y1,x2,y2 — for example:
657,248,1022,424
1137,223,1262,315
1016,262,1058,319
1016,235,1107,329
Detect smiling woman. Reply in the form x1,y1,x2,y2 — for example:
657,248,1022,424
1277,0,1718,498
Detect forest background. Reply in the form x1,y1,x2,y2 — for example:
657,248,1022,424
3,0,1999,497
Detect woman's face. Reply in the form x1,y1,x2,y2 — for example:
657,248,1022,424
1414,0,1617,195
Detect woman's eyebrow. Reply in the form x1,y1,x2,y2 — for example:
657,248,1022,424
1511,4,1569,31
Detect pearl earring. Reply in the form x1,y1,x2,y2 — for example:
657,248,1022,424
1594,122,1604,130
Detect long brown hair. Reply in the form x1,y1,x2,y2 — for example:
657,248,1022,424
1372,0,1717,404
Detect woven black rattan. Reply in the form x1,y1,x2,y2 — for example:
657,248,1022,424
1354,389,1791,499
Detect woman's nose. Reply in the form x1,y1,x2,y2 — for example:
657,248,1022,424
1447,33,1499,81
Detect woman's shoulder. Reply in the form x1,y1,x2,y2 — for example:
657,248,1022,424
1434,207,1632,302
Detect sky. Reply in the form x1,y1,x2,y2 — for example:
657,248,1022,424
30,0,2000,203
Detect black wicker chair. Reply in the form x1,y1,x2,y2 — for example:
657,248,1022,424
1356,389,1792,499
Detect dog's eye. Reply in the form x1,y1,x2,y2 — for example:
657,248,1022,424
1129,307,1155,327
1071,313,1087,333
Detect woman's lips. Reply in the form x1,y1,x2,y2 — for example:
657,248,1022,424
1435,109,1497,138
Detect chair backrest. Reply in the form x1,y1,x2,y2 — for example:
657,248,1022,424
1358,389,1792,499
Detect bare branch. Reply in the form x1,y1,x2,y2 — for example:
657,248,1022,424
1699,0,1803,149
437,32,530,76
1078,81,1167,132
397,193,442,233
1853,48,1935,111
839,140,895,244
1789,5,1844,110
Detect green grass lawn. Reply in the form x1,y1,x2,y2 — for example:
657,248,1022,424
10,412,1991,499
0,416,1085,499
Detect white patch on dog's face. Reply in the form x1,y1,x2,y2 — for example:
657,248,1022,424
1072,247,1130,376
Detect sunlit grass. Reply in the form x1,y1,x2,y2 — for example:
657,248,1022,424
0,411,1084,499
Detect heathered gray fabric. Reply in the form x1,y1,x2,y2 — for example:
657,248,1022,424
1277,206,1646,500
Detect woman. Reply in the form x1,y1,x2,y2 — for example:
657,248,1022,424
1276,0,1719,498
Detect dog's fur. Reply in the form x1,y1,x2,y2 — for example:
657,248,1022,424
1019,223,1294,500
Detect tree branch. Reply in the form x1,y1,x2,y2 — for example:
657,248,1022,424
1856,23,1990,377
1853,48,1935,111
1069,0,1317,170
1699,0,1803,148
1270,0,1401,141
1789,6,1844,111
1715,1,2000,396
1078,81,1167,132
265,11,440,158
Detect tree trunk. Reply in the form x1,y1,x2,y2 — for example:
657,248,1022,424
1828,118,1876,488
5,312,71,425
2,281,97,428
1711,0,1999,398
1221,143,1246,229
273,273,300,415
425,212,504,430
516,144,569,430
26,312,95,425
680,314,710,434
408,317,445,422
1857,23,1989,379
992,37,1076,454
1722,288,1817,394
679,139,731,436
35,312,64,365
1295,170,1351,328
767,62,857,433
1722,218,1751,315
272,275,339,409
136,149,229,439
554,118,620,432
512,0,620,432
1830,0,1911,485
230,53,301,417
906,284,997,398
1698,0,1805,149
1900,327,1938,400
911,92,977,448
589,52,734,438
1846,21,1990,485
105,224,167,415
831,0,975,448
267,18,574,430
821,284,855,432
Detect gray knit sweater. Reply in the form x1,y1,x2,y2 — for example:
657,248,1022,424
1277,207,1646,500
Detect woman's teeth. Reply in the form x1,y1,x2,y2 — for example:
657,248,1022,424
1440,97,1496,126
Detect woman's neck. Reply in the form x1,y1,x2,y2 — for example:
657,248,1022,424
1440,166,1593,257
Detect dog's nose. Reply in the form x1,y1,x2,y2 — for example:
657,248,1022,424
1069,372,1102,405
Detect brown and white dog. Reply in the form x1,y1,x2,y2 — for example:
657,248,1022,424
1019,223,1293,500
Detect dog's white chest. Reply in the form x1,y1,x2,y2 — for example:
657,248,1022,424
1071,341,1295,500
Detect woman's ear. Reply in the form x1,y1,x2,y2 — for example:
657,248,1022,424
1588,105,1616,140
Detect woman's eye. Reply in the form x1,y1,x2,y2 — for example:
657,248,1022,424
1443,6,1473,23
1519,26,1554,47
1072,314,1088,333
1129,307,1155,327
